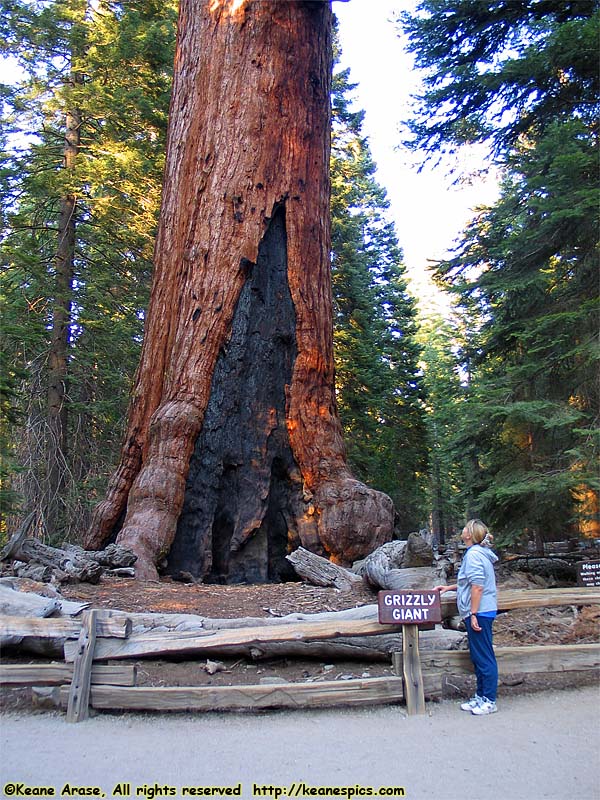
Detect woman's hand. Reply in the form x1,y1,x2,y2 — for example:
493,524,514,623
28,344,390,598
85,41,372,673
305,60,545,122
433,584,456,594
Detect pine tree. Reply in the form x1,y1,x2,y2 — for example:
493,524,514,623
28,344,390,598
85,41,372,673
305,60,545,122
331,53,427,533
1,0,176,538
402,1,599,547
439,121,599,546
416,312,466,542
401,0,599,158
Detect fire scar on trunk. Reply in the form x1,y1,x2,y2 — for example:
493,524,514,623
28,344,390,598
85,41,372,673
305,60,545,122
168,205,307,583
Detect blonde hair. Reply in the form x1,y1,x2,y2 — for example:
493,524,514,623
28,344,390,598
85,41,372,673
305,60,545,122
464,519,493,546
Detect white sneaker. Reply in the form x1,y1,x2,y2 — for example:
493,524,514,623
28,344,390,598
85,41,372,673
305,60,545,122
471,698,497,715
460,695,483,712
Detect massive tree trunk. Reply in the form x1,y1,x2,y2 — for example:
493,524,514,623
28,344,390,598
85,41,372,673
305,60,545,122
85,0,393,581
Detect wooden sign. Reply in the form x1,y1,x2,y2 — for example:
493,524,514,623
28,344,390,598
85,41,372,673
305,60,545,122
577,560,600,587
377,590,442,625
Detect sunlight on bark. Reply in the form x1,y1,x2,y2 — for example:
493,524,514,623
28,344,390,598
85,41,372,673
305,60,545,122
210,0,247,17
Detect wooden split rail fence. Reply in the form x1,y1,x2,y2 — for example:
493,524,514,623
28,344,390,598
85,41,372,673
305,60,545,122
1,587,599,721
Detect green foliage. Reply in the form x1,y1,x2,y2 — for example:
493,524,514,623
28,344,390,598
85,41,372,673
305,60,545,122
416,312,466,541
435,117,598,547
400,0,599,158
403,0,600,547
331,50,428,532
1,0,177,537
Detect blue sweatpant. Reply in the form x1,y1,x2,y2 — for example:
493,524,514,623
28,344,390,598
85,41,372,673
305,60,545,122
465,615,498,702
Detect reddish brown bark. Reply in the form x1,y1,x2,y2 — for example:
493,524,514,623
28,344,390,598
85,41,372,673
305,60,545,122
85,0,393,580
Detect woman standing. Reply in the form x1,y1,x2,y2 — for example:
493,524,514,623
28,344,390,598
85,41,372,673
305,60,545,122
436,519,499,715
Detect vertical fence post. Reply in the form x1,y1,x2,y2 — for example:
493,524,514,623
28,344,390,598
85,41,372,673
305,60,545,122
66,609,97,723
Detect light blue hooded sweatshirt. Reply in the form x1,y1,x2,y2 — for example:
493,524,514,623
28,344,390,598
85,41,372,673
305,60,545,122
456,544,499,619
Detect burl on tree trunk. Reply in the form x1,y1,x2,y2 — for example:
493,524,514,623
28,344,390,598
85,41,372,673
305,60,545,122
84,0,393,581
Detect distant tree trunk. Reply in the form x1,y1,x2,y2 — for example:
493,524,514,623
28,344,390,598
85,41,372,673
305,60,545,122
46,95,81,538
430,452,446,545
85,0,393,581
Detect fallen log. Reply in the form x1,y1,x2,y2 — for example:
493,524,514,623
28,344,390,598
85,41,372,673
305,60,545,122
68,605,464,661
403,532,436,567
12,563,55,582
3,601,398,659
0,584,60,649
70,603,384,635
0,610,130,660
0,584,90,651
1,514,136,584
377,567,441,591
423,586,600,616
236,630,464,662
286,547,364,591
496,586,600,611
105,568,136,578
82,585,600,658
361,541,407,585
410,642,600,675
1,515,103,584
98,602,455,634
361,537,447,590
61,601,467,662
5,586,599,661
8,629,463,663
62,543,137,569
64,616,410,661
0,583,88,617
0,583,61,618
503,557,577,583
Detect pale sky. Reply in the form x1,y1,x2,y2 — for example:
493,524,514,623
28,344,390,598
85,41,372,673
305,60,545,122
334,0,500,309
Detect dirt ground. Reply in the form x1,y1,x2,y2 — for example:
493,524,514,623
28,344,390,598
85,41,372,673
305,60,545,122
62,574,380,618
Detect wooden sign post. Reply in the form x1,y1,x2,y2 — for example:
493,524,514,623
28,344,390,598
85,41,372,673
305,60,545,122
378,590,442,716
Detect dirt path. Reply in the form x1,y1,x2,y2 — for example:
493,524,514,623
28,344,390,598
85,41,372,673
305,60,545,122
1,685,598,800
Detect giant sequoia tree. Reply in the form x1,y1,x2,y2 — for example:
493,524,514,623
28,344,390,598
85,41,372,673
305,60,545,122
85,0,393,581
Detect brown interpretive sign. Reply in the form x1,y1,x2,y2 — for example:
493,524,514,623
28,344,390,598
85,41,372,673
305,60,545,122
378,590,442,625
577,560,600,587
